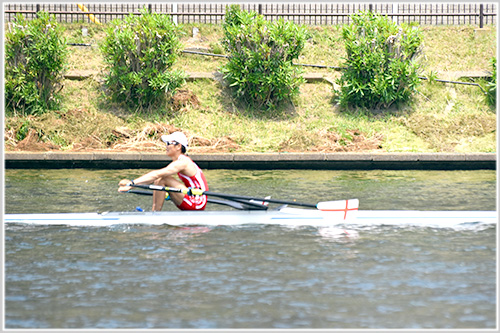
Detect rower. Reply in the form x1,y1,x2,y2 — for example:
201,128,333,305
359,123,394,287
118,131,209,211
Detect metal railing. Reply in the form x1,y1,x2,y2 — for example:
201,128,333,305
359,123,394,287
3,3,497,27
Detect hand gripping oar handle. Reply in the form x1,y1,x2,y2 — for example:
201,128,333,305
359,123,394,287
131,184,188,194
130,184,317,209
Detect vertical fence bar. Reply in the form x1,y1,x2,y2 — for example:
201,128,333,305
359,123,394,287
486,5,490,24
313,3,316,26
97,3,100,24
429,3,432,25
392,3,398,23
172,3,178,25
331,3,335,25
448,3,451,25
488,3,492,25
441,4,448,24
479,4,484,28
465,4,468,25
180,3,184,24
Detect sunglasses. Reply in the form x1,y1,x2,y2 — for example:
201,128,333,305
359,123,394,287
165,141,180,146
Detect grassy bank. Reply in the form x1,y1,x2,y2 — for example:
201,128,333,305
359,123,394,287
4,23,497,153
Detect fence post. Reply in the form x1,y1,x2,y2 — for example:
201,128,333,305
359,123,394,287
369,4,373,12
258,3,262,15
172,3,178,25
479,4,484,28
392,3,398,23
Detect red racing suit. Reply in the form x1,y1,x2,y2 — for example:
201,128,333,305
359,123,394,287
176,158,208,210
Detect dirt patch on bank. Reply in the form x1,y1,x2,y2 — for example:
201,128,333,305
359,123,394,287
5,107,385,153
277,129,383,153
171,89,200,112
15,128,61,151
6,124,384,153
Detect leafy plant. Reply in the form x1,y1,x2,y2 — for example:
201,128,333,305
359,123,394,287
221,5,311,109
5,12,68,115
335,11,423,109
100,8,186,110
485,57,496,107
15,118,32,141
425,70,439,83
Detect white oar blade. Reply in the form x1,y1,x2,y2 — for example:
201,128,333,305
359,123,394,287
316,199,359,219
250,196,271,207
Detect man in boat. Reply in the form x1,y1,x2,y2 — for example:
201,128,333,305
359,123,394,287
118,131,209,211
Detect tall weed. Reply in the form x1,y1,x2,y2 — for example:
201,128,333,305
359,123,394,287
485,57,496,107
5,12,68,115
221,5,311,110
335,11,423,110
101,8,185,110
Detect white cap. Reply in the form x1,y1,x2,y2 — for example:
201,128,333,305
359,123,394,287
161,131,188,149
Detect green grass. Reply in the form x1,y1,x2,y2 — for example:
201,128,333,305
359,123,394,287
419,26,497,72
4,22,497,153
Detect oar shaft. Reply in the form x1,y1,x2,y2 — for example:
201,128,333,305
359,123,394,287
203,191,317,208
127,188,267,210
131,184,317,208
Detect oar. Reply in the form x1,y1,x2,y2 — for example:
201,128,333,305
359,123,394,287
127,189,267,210
130,184,342,211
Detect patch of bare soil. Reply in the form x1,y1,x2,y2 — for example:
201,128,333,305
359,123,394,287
278,129,384,153
189,136,240,153
15,128,60,151
111,123,183,151
8,127,384,153
5,105,383,153
171,89,200,112
323,130,384,152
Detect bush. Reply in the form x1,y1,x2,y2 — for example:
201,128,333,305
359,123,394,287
335,11,422,109
101,8,185,110
485,57,496,107
5,12,68,115
221,5,310,109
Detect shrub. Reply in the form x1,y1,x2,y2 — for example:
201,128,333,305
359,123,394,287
485,57,496,107
221,5,310,109
335,11,422,109
100,8,185,110
5,12,68,115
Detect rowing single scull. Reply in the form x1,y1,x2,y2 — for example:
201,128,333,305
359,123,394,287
3,199,357,227
4,206,497,229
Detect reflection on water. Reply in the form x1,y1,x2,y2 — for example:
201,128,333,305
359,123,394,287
4,169,497,213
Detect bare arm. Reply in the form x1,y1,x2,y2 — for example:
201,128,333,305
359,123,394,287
118,158,188,191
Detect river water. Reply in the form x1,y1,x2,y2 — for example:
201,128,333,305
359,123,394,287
4,169,497,329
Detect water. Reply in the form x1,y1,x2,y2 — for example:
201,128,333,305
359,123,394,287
4,169,497,213
4,169,497,329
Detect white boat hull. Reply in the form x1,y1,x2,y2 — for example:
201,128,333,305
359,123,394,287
4,209,497,229
4,208,353,228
